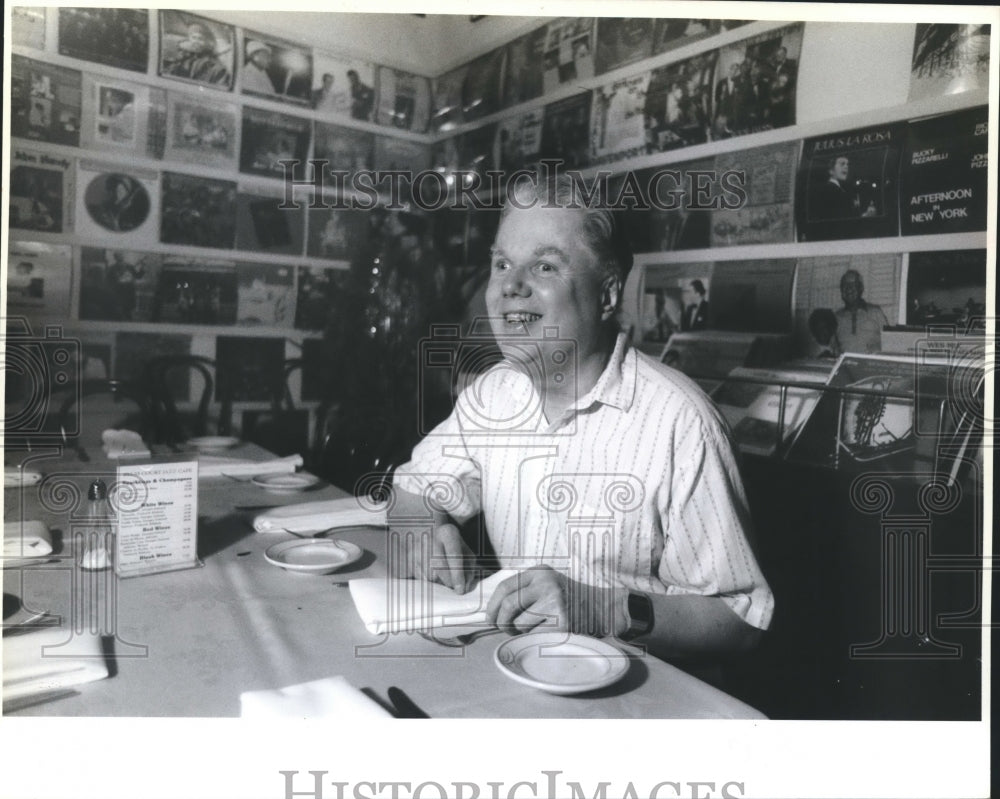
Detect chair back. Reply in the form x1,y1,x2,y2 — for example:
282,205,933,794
58,379,152,446
239,359,309,458
144,355,229,444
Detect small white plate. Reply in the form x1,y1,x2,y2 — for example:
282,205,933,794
188,436,240,450
4,469,43,488
494,631,630,695
251,473,320,493
264,539,363,575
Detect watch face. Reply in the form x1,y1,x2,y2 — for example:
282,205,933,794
625,591,653,640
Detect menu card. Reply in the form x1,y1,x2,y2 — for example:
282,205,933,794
114,460,198,578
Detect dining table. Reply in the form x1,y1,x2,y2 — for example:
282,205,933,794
2,440,767,719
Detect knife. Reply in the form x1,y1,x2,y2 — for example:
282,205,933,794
387,686,430,719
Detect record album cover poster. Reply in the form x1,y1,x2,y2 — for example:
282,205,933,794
712,23,803,139
239,107,311,180
78,247,163,323
539,93,592,169
10,147,74,234
374,136,431,173
164,94,238,168
58,7,149,72
644,51,717,152
431,64,471,131
236,264,296,327
798,122,905,241
235,185,305,256
7,241,73,320
494,109,544,174
12,6,46,49
11,55,82,147
594,18,656,75
240,30,313,106
906,250,986,328
113,333,192,400
909,24,991,100
634,263,713,352
158,10,235,91
900,106,988,236
296,265,348,330
312,53,376,121
76,161,159,242
460,47,505,124
709,259,797,333
712,141,797,247
215,337,286,401
652,18,749,54
155,258,239,325
306,208,369,261
503,27,546,107
590,73,651,164
160,172,237,249
314,122,375,175
541,18,596,94
374,67,432,132
79,76,158,157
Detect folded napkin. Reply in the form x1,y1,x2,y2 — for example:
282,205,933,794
3,628,109,704
253,495,387,533
3,520,53,561
197,454,303,479
240,675,393,718
102,429,151,459
349,569,517,635
4,467,43,488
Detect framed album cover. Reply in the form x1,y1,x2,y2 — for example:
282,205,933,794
906,250,986,328
312,53,377,122
652,18,731,55
155,258,239,325
502,27,545,108
541,17,596,94
313,122,375,175
235,183,305,256
78,248,163,323
240,30,313,106
235,263,297,328
158,10,235,91
58,7,149,72
539,92,592,169
13,6,47,50
594,18,656,75
306,208,369,262
374,136,431,173
239,107,311,181
461,47,505,123
76,161,159,243
494,109,544,174
160,172,237,249
590,73,651,164
10,55,82,147
644,51,717,153
374,67,432,132
6,241,73,321
10,147,74,234
295,265,349,330
711,141,797,247
163,93,239,168
79,76,161,160
431,63,470,131
909,24,991,100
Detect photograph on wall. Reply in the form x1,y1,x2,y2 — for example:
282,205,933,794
76,161,158,243
311,53,376,121
160,171,237,249
793,253,901,358
651,18,749,55
590,73,651,164
634,262,713,354
295,264,348,330
593,17,656,75
373,67,432,132
113,333,192,400
711,141,797,246
494,109,544,174
643,51,717,152
502,27,545,108
797,122,905,241
235,184,305,256
709,259,797,334
239,106,311,180
215,337,286,401
10,147,74,234
10,55,82,147
306,208,369,261
712,23,803,139
78,76,161,159
314,122,375,175
158,10,234,91
374,136,431,173
539,92,592,169
154,258,239,325
236,263,296,327
900,105,988,236
163,93,238,168
909,24,991,100
460,47,505,124
58,7,149,72
6,241,73,320
905,250,986,329
541,17,596,94
240,30,313,106
12,6,46,49
78,247,163,323
431,63,470,131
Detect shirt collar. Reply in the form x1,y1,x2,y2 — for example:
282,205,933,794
567,332,636,414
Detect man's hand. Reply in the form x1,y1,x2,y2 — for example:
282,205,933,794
391,522,474,594
485,566,628,636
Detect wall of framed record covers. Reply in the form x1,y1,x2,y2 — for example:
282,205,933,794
7,9,991,431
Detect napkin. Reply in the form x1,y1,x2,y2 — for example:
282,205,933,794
197,454,303,479
239,675,393,718
349,569,517,635
4,467,43,488
253,495,387,533
3,628,109,704
3,520,53,560
101,428,152,459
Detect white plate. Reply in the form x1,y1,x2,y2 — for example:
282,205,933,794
251,473,321,493
263,539,363,575
4,469,43,488
188,436,240,450
494,631,630,695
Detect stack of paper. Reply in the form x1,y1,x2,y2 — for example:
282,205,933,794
3,628,109,705
101,429,151,459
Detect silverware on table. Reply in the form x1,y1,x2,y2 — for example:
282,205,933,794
417,627,503,648
387,686,430,718
3,688,80,713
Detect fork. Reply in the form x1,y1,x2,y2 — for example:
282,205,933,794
281,526,339,539
417,627,504,648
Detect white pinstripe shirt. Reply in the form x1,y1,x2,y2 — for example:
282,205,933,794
395,333,774,630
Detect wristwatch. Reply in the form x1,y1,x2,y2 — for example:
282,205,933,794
621,591,653,642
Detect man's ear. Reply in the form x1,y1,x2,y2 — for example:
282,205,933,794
600,275,620,321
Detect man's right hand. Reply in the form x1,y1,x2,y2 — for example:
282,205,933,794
391,522,474,594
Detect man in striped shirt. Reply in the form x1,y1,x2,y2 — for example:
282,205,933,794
392,174,773,660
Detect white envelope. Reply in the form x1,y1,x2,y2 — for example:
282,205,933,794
197,454,303,479
239,675,392,718
3,468,43,487
3,628,109,704
253,496,387,533
349,569,518,635
3,520,53,563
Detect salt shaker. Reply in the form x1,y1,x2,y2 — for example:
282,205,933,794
81,478,114,571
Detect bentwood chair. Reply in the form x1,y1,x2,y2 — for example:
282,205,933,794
143,355,231,446
57,379,152,460
239,359,311,459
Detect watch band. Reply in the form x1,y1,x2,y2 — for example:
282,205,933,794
622,591,653,642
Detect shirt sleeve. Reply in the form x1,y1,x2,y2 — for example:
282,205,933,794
657,409,775,631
